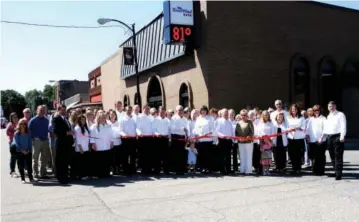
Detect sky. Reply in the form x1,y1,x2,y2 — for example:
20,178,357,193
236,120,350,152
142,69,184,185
1,1,359,95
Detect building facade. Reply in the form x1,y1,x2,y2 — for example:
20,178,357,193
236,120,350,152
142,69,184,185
100,1,359,137
55,80,89,105
88,66,102,104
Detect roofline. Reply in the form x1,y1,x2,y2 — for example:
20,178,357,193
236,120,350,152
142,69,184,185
304,1,359,14
119,12,164,47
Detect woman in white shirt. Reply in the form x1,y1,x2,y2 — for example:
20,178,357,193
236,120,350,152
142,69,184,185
256,111,276,175
249,110,261,174
194,105,214,173
272,112,288,172
287,104,306,175
305,105,326,175
73,115,90,179
107,110,122,175
90,111,114,178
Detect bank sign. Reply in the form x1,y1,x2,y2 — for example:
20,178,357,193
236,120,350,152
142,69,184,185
163,1,194,44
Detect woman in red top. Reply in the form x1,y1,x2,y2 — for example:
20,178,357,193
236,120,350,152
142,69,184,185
6,112,19,177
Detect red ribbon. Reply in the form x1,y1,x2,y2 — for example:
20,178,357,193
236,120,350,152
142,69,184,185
78,129,295,142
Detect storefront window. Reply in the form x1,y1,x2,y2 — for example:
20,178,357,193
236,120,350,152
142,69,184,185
147,77,162,109
124,95,130,107
179,83,189,108
319,58,336,110
291,56,310,109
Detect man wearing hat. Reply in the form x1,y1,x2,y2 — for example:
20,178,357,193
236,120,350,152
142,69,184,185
270,99,289,122
320,101,347,180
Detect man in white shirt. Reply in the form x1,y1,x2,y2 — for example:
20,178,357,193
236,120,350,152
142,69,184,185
115,101,125,122
270,99,289,122
216,109,234,174
150,107,157,121
136,104,153,174
132,105,140,123
152,106,170,174
119,106,137,175
320,101,347,180
169,105,188,174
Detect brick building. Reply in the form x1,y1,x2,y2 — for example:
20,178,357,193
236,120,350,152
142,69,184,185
100,1,359,137
88,66,102,104
55,80,89,105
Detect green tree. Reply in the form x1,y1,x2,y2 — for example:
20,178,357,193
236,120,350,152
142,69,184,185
0,89,27,119
24,89,43,114
43,84,56,101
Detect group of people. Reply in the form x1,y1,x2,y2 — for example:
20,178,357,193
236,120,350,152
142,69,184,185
6,98,347,185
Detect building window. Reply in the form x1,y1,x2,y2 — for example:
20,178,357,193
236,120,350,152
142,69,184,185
179,83,189,108
96,76,101,86
319,58,336,108
291,56,310,109
341,60,359,138
147,76,163,109
124,95,130,107
90,79,95,89
134,93,141,105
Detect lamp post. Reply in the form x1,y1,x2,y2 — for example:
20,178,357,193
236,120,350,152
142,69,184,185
97,18,141,110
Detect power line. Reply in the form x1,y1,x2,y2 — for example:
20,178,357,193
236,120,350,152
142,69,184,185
1,20,125,29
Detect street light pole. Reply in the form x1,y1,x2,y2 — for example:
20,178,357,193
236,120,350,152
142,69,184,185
97,18,141,111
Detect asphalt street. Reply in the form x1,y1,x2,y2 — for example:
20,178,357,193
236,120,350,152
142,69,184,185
1,130,359,222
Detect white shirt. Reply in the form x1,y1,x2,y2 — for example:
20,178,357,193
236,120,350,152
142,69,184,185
107,120,122,146
170,114,188,136
194,115,214,142
253,119,260,144
119,114,137,136
212,117,220,143
116,110,126,122
324,110,347,140
306,116,326,143
272,122,288,147
215,118,234,138
270,110,289,123
136,113,153,135
230,119,237,143
132,113,139,123
74,125,90,152
287,116,306,139
90,124,114,151
187,119,196,138
152,116,170,136
256,121,276,137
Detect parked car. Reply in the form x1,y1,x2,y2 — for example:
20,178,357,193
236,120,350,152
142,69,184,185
1,117,8,129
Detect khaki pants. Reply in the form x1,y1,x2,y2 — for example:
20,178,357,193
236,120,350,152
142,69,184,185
32,138,50,177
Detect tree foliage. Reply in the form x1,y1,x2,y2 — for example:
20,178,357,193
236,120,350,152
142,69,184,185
24,89,43,114
1,89,26,119
43,84,56,101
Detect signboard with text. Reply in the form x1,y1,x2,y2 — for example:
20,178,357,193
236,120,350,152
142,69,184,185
163,1,194,45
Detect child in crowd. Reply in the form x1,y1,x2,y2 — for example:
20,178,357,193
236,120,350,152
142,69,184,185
261,139,273,176
187,140,198,173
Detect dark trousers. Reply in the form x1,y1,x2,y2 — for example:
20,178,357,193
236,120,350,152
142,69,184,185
197,141,213,171
138,137,154,173
111,145,121,174
327,134,344,177
72,151,90,178
154,136,169,173
56,144,71,184
232,143,239,172
94,150,111,177
10,144,17,174
17,152,33,180
309,142,326,175
288,139,305,172
273,146,287,170
252,143,262,173
170,134,187,173
218,139,232,173
120,138,137,174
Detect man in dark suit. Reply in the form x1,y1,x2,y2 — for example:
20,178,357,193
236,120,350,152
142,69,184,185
52,105,74,184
